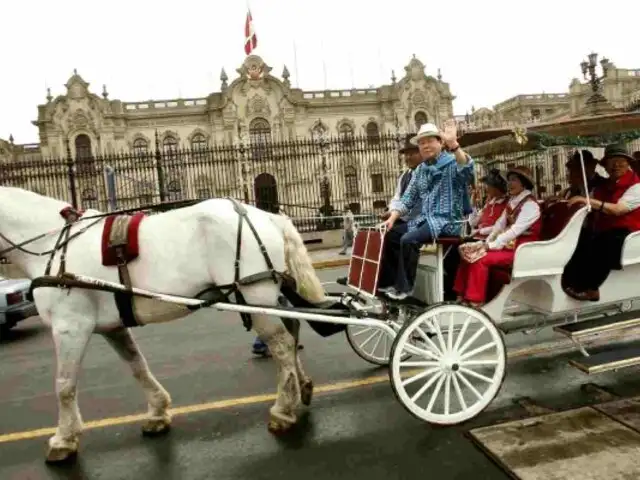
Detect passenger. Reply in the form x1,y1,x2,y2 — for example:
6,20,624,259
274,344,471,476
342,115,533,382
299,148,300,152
453,166,542,306
563,143,640,302
468,168,508,239
559,150,606,200
379,120,474,301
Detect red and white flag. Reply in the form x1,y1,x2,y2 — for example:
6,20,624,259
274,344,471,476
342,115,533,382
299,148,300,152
244,9,257,55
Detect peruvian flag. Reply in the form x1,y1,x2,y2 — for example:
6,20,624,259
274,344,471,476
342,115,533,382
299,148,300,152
244,9,257,55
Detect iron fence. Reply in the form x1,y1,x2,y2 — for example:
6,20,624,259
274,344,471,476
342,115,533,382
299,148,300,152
5,133,639,232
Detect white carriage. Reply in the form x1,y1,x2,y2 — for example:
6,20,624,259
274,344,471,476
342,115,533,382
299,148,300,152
332,120,640,425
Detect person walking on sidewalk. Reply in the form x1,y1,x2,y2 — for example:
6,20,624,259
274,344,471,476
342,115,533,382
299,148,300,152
339,207,355,255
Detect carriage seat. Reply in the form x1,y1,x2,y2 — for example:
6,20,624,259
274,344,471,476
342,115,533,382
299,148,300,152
485,201,584,302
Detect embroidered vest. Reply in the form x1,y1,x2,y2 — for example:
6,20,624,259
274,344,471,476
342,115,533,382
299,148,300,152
477,198,507,230
503,194,542,249
592,169,640,232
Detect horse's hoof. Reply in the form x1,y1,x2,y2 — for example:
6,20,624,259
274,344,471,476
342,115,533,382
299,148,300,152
267,417,293,435
45,446,78,464
141,417,171,437
301,380,314,406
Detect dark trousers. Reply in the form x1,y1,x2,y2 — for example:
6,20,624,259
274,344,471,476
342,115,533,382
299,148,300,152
378,220,434,293
563,227,631,292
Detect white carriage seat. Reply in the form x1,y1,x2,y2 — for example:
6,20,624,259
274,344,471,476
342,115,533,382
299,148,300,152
510,204,589,279
620,230,640,267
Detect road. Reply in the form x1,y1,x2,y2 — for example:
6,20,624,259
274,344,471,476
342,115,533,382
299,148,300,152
2,266,640,480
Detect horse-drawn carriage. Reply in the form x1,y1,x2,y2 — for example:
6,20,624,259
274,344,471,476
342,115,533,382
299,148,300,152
3,115,640,464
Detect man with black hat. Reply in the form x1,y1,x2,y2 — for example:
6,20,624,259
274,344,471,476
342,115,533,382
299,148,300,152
381,134,425,224
561,149,606,199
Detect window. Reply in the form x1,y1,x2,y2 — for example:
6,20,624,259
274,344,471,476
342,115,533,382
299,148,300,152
249,118,271,159
75,134,95,174
344,166,359,198
133,138,149,158
166,179,182,201
191,133,207,152
414,111,428,130
366,121,380,145
81,188,98,209
339,122,355,148
370,173,384,193
531,109,541,119
163,135,178,160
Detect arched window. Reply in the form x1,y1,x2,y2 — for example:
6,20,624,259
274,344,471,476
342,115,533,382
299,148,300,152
344,165,359,198
339,122,355,148
191,133,207,151
163,135,178,160
249,118,271,159
414,111,428,130
81,187,98,209
366,121,380,145
75,134,94,174
166,179,182,201
133,138,149,158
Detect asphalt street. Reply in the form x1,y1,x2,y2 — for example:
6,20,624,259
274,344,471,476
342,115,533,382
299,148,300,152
2,266,640,480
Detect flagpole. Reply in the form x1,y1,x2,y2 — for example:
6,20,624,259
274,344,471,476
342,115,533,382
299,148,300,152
321,40,327,90
348,50,354,89
293,41,300,88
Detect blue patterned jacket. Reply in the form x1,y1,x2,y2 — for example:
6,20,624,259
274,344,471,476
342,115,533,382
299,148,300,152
390,151,475,236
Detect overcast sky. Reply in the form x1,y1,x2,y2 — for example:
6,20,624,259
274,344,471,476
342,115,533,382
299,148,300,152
1,0,637,144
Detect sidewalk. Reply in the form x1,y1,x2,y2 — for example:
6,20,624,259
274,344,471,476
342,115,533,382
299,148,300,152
309,247,351,270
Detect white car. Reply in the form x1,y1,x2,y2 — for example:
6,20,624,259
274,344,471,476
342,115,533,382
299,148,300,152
0,276,38,340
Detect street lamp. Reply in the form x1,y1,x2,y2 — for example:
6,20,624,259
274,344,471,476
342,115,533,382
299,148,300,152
580,52,609,111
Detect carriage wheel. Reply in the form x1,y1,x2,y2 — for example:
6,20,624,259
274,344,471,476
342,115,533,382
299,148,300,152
346,307,417,366
389,303,506,425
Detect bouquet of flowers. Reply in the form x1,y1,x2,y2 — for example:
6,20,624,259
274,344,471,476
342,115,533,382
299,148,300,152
459,241,487,263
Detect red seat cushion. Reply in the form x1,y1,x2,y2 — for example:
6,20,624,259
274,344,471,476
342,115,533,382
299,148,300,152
436,236,463,246
540,201,583,241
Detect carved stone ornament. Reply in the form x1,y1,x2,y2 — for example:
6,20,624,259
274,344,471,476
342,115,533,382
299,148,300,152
73,110,89,128
236,55,274,95
246,94,271,117
65,71,90,100
412,90,427,106
405,55,426,82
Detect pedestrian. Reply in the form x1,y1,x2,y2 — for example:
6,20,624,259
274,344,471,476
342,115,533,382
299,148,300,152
339,207,354,255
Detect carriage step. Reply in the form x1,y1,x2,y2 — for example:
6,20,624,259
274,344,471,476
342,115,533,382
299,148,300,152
553,311,640,339
568,345,640,374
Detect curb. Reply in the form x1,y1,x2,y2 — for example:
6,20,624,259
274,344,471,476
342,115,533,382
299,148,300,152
312,258,351,270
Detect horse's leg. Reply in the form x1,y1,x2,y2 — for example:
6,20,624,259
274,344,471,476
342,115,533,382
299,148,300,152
101,328,172,435
282,318,313,406
252,312,301,433
46,317,93,463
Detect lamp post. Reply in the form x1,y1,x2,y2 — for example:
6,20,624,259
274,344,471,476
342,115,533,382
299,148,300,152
580,52,610,112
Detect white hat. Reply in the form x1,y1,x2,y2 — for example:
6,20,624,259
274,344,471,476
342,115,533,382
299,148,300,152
410,123,442,145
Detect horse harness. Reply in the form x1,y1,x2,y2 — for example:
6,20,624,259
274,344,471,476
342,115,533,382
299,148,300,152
27,198,281,330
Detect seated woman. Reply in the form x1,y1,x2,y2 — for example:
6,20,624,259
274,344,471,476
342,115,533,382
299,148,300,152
563,143,640,302
453,166,542,306
468,168,508,239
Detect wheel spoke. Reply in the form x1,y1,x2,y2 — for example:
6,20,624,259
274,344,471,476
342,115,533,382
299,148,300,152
452,315,471,352
399,360,440,368
410,371,443,402
402,366,441,388
455,370,483,401
461,359,498,367
431,317,448,355
414,326,443,356
352,327,373,336
426,374,446,413
443,373,452,416
456,326,486,356
451,372,467,410
447,312,454,354
459,342,496,362
370,329,383,356
459,366,494,384
359,329,381,350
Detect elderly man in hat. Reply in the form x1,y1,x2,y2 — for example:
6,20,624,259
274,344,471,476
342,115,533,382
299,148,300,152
380,120,474,301
454,165,541,305
560,150,606,200
563,143,640,302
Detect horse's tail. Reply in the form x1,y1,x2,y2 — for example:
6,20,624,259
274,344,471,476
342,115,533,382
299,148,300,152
277,215,326,304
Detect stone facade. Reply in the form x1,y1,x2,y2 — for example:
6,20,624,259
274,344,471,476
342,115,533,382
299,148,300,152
458,58,640,132
9,54,453,161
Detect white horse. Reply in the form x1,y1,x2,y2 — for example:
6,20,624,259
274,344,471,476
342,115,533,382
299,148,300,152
0,187,327,463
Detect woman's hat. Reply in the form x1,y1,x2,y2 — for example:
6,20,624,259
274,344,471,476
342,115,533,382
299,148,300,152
480,168,507,193
506,165,535,190
399,134,420,153
600,143,636,165
566,149,597,169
